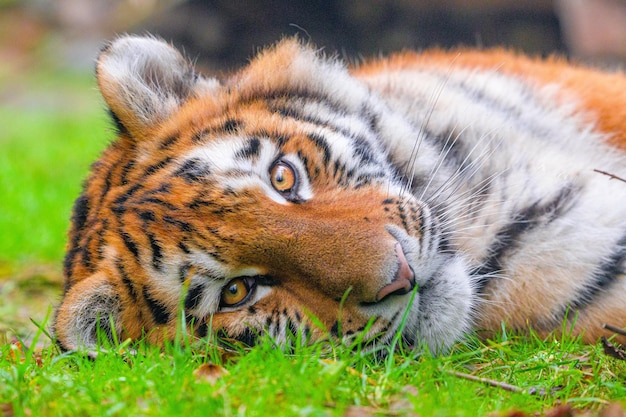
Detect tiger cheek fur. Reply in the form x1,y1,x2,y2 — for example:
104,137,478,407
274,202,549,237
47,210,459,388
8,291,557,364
55,35,626,354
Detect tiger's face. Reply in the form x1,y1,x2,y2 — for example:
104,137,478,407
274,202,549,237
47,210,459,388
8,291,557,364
55,36,475,353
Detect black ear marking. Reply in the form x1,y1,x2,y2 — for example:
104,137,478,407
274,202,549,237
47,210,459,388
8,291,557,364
107,108,130,137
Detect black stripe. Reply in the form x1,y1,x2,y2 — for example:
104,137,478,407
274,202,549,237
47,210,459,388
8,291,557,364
281,105,346,135
307,133,331,165
235,137,261,159
80,235,94,271
120,230,140,260
143,286,170,325
184,282,206,310
143,157,173,178
217,328,258,347
243,87,350,116
139,197,178,211
163,216,194,232
397,205,410,232
222,119,242,134
185,313,198,326
117,260,138,302
107,108,130,137
70,194,90,234
159,134,180,150
333,160,344,180
64,194,90,279
287,317,300,341
270,99,382,169
112,183,143,215
100,164,114,202
192,128,210,143
147,232,163,271
352,135,378,164
178,241,191,254
144,183,171,196
569,234,626,310
173,158,210,183
420,128,472,174
120,159,135,185
474,186,577,291
96,219,107,263
138,210,156,223
447,76,557,142
272,102,357,148
196,321,209,338
235,328,258,347
178,264,191,282
188,198,218,210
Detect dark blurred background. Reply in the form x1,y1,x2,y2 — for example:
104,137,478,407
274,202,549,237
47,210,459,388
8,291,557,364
2,0,626,77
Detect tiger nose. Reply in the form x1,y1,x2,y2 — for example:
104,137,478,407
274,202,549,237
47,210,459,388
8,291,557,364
376,243,416,302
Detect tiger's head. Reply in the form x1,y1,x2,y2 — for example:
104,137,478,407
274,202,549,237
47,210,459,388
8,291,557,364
55,36,475,354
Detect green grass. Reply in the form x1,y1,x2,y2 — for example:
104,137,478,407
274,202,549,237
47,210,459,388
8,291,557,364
0,96,108,265
1,70,626,417
2,325,626,416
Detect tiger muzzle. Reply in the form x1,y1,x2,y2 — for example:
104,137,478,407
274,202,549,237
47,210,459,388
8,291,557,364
375,243,416,302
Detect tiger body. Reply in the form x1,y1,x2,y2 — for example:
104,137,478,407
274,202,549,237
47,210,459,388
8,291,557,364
55,36,626,353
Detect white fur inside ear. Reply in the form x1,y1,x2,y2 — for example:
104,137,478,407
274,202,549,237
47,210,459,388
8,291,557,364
97,35,219,130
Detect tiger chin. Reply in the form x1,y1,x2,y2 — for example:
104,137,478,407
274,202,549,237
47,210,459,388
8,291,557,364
54,35,626,354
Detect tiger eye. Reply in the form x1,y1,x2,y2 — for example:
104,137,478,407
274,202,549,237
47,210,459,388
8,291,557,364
270,161,297,194
220,278,250,307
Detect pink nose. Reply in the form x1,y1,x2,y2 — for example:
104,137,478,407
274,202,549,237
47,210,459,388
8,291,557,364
375,243,416,302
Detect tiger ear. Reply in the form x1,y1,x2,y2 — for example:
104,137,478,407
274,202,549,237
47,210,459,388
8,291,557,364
96,35,219,139
54,272,122,351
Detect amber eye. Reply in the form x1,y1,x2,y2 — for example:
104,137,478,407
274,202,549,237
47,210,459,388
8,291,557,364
270,161,297,195
220,277,253,307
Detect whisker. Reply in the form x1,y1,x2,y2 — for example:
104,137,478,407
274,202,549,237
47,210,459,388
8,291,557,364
424,132,505,206
428,169,505,215
415,123,472,203
402,65,458,198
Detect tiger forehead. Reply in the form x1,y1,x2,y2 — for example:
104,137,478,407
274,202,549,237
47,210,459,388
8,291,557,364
152,100,313,151
138,88,391,192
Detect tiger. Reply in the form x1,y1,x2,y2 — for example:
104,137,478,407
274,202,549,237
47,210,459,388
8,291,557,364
54,35,626,354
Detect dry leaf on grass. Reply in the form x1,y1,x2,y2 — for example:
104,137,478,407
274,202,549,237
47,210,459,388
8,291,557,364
192,363,229,385
544,404,574,417
0,403,14,417
600,403,626,417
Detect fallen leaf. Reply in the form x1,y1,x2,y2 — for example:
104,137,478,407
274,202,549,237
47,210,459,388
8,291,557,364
0,403,14,417
600,403,626,417
545,404,574,417
193,363,228,385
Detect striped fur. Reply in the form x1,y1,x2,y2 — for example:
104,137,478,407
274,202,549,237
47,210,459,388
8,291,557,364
55,35,626,353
